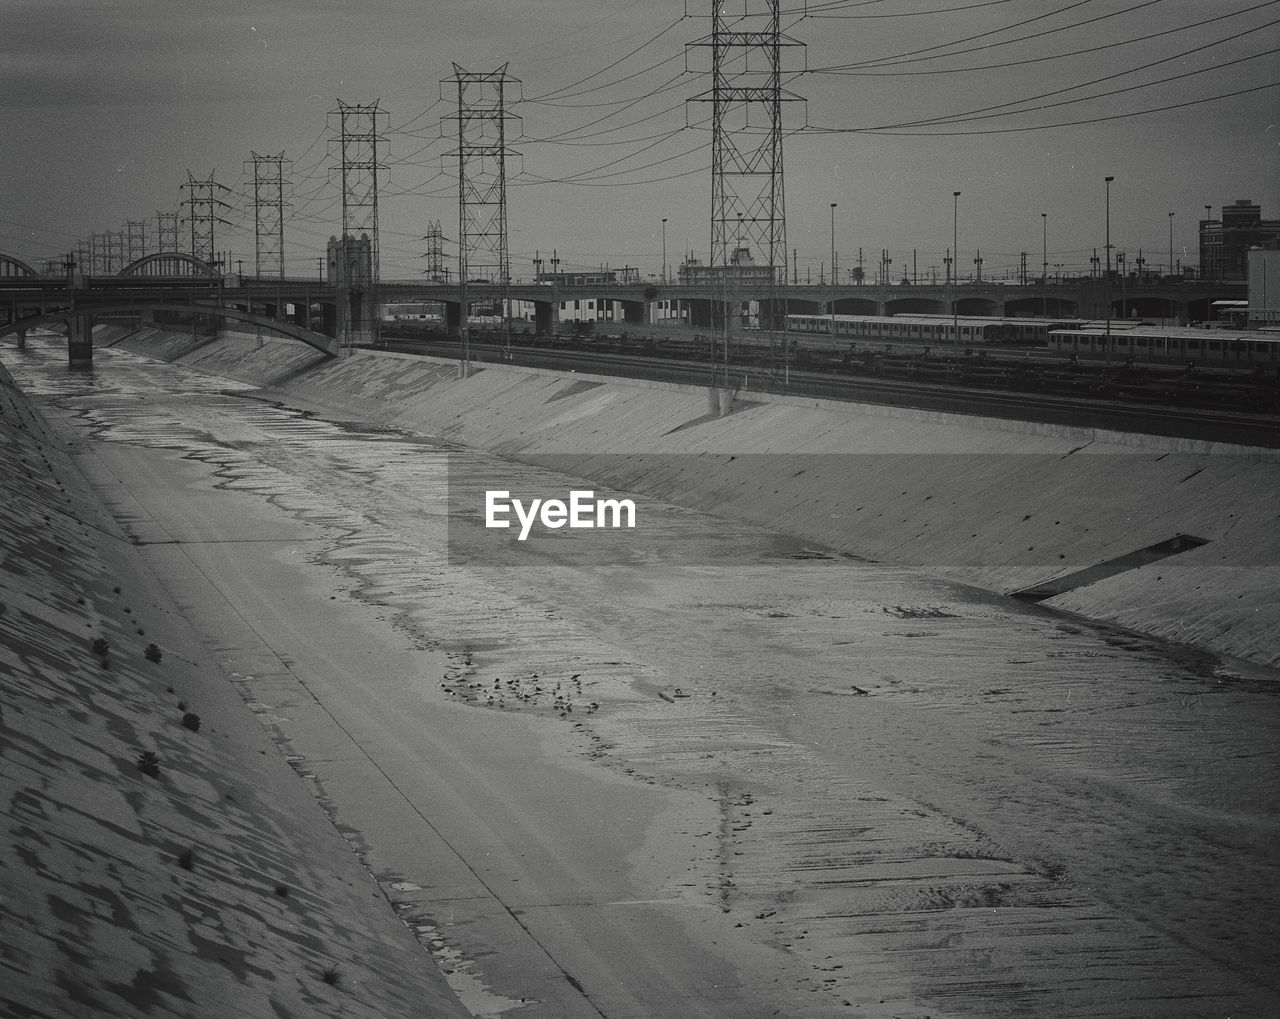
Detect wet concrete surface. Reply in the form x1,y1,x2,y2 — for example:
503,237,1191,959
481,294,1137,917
6,336,1279,1016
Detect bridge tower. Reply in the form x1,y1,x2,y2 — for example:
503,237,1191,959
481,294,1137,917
689,0,803,376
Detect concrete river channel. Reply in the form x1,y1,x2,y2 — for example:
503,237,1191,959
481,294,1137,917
7,334,1279,1017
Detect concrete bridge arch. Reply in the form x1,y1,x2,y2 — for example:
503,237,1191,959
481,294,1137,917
0,253,39,278
0,302,338,360
885,296,946,315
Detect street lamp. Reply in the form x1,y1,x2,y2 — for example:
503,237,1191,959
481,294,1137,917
1105,176,1115,364
952,191,961,342
1168,211,1174,280
1041,213,1048,317
830,202,837,323
829,202,837,282
1204,204,1212,281
661,218,668,284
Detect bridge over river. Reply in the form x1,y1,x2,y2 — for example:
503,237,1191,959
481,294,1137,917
0,249,1247,364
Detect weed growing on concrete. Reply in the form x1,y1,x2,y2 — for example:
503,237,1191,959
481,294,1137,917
145,643,162,662
92,637,109,656
177,848,195,870
321,964,341,986
181,712,201,732
136,750,160,777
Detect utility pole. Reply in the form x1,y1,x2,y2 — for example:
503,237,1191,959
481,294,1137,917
330,102,386,350
689,0,803,380
444,64,521,370
1105,175,1115,364
247,151,289,280
952,190,960,343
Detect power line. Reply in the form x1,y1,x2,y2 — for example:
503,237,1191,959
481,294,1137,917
814,78,1280,136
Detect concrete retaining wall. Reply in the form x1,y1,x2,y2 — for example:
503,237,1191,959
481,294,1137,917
0,352,465,1017
115,329,1280,668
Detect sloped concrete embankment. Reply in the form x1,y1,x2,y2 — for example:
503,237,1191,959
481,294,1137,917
0,356,465,1016
116,328,1280,668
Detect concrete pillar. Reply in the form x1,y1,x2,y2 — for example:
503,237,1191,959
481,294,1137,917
708,387,734,417
320,302,338,338
445,301,462,339
533,301,556,336
1077,279,1108,320
67,315,93,367
15,328,26,350
688,299,714,328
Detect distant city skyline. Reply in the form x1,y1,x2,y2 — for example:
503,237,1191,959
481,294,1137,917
2,0,1277,280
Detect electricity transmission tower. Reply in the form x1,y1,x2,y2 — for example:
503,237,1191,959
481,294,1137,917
156,211,180,253
93,231,123,273
423,220,448,281
125,220,147,265
181,171,233,269
330,101,386,349
443,64,521,369
247,152,289,279
88,233,106,274
689,0,803,376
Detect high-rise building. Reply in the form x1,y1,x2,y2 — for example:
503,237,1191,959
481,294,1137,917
1200,200,1280,281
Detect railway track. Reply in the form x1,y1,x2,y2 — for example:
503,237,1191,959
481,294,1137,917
374,337,1280,449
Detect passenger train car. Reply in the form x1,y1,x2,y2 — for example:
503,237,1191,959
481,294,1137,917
786,313,1096,347
1048,326,1280,367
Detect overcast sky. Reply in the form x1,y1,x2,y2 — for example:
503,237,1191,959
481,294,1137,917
2,0,1277,281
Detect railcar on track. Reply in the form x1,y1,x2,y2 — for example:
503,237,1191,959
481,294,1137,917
1048,326,1280,367
786,313,1109,347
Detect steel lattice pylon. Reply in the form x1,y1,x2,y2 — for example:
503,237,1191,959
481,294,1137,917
124,220,147,264
330,101,386,349
248,152,289,279
155,211,180,253
689,0,803,370
443,64,521,369
443,65,520,285
181,171,231,269
423,220,448,282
